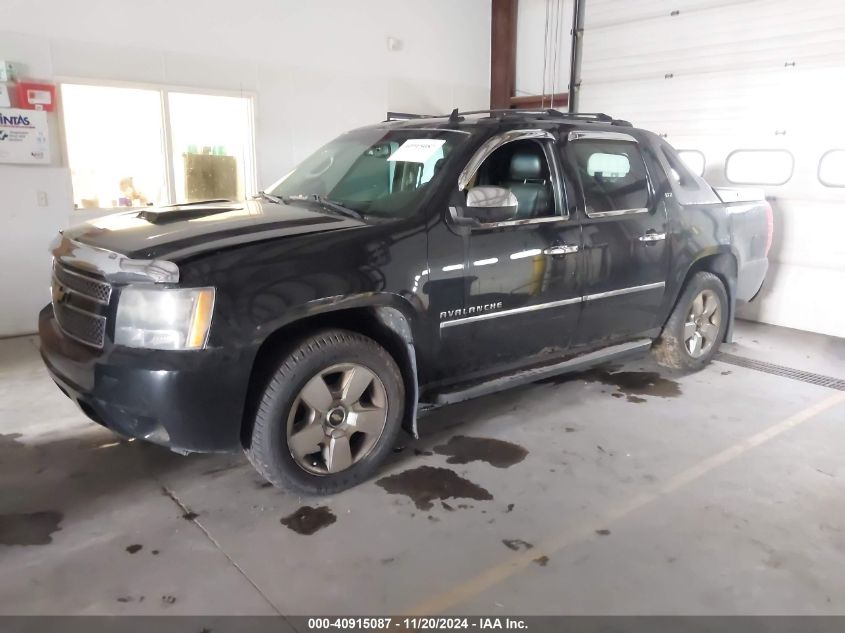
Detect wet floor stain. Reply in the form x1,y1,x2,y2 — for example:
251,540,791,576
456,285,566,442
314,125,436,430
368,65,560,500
257,481,273,489
151,549,160,555
161,595,176,605
502,539,533,551
182,511,199,521
125,544,142,554
414,449,433,457
565,427,576,433
0,511,63,546
280,505,337,535
595,529,611,536
533,555,549,566
721,370,733,376
375,465,493,510
586,368,681,401
441,501,455,512
433,435,528,469
506,503,515,513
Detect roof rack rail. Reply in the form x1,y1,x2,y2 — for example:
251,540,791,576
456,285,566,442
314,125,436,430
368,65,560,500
385,109,632,126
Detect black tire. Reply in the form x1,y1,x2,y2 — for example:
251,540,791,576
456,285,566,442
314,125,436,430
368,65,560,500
245,329,405,494
653,272,729,371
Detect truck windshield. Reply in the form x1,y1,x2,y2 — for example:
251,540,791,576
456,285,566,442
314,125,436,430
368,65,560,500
266,128,467,219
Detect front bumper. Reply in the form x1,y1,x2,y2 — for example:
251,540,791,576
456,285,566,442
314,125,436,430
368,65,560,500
39,304,253,453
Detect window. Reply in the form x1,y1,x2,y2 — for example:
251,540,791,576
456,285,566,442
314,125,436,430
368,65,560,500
268,129,465,218
569,139,649,214
468,138,558,221
61,83,255,209
677,150,706,177
725,149,793,186
818,150,845,188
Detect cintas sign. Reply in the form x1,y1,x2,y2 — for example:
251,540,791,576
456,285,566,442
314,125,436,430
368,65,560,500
0,108,49,165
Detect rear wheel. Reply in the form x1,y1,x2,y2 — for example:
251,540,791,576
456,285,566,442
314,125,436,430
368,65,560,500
653,272,728,371
246,329,404,494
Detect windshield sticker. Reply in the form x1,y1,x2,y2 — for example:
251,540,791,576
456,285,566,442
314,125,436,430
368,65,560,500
387,139,446,164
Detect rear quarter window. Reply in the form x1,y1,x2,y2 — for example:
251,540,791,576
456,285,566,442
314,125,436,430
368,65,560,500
677,150,706,177
726,149,793,186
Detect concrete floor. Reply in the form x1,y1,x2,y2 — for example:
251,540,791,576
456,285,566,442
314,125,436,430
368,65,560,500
1,320,844,616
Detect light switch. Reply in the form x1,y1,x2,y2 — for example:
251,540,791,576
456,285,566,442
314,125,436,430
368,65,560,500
37,191,48,207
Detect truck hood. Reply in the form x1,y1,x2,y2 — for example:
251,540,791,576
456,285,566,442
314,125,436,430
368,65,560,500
62,199,364,260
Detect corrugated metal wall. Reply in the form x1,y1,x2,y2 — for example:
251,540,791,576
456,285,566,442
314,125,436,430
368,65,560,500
579,0,845,338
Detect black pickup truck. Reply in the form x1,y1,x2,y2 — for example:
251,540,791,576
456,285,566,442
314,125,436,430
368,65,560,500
40,109,771,493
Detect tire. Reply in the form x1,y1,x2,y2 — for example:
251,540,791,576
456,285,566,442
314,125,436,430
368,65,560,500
653,272,729,371
245,329,405,495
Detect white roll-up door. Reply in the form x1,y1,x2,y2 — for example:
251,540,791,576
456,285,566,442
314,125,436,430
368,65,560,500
579,0,845,338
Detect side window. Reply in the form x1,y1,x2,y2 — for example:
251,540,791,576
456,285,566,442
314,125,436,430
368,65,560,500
677,150,706,177
472,139,558,221
726,149,793,186
818,150,845,188
569,139,649,215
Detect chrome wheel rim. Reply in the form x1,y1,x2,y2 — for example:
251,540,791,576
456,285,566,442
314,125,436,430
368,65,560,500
286,363,388,476
684,289,721,358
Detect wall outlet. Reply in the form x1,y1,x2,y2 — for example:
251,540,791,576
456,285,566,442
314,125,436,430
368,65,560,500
36,191,48,207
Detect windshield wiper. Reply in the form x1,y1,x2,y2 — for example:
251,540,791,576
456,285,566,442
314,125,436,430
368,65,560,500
256,191,285,204
283,194,364,220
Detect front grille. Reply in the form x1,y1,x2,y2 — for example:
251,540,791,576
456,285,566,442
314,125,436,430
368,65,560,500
53,262,112,304
52,262,112,348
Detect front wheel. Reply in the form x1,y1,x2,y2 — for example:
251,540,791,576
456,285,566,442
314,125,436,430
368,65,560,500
653,271,729,371
246,329,405,494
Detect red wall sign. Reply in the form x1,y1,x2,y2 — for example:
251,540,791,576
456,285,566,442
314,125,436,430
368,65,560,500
15,81,56,112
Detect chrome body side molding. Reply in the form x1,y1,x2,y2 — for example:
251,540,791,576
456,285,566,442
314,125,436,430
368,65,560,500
439,282,665,328
51,234,180,284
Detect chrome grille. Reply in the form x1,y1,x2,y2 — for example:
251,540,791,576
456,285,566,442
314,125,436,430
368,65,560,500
52,261,111,348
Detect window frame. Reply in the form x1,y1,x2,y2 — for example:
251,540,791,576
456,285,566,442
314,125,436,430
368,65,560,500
818,149,845,188
57,77,258,211
566,130,652,219
457,129,568,228
725,148,794,187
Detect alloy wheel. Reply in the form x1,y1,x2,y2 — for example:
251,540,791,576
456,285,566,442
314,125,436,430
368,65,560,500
684,289,721,358
286,363,388,475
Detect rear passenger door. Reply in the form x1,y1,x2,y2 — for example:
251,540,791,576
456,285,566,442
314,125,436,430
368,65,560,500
563,130,670,347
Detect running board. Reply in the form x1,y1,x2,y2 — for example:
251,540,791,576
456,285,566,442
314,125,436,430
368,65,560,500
429,339,653,407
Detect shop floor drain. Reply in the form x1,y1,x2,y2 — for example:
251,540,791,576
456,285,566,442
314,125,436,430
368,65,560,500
715,352,845,391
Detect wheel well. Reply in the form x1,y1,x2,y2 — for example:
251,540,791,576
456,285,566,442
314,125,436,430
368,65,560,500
239,308,416,448
673,252,737,340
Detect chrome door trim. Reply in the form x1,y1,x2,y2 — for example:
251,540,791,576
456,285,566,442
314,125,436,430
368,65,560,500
458,129,556,191
439,281,665,328
586,207,649,219
472,215,567,229
543,244,579,255
440,296,582,329
583,281,665,302
567,130,638,143
638,232,667,242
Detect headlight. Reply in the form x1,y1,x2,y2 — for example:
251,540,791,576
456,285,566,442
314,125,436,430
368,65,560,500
115,287,215,350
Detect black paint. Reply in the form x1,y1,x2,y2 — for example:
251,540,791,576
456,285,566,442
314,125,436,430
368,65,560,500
433,435,528,469
375,466,493,510
281,506,337,535
0,511,63,546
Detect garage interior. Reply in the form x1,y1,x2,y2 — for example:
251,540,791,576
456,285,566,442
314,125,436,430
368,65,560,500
2,0,845,620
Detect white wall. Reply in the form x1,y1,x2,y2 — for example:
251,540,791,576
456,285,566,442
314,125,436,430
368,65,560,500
0,0,491,336
579,0,845,339
515,0,572,102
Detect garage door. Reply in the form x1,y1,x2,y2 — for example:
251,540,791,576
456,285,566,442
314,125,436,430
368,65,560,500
578,0,845,338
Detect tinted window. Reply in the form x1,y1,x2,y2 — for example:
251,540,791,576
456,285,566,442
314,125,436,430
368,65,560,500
819,150,845,187
726,149,793,186
471,139,557,220
570,139,649,214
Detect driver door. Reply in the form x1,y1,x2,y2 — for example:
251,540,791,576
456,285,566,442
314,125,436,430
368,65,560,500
444,130,583,378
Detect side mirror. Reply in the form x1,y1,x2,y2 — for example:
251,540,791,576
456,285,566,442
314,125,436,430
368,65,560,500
464,186,518,224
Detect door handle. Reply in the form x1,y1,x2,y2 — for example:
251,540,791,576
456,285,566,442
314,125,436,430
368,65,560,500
543,244,580,256
638,232,666,243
